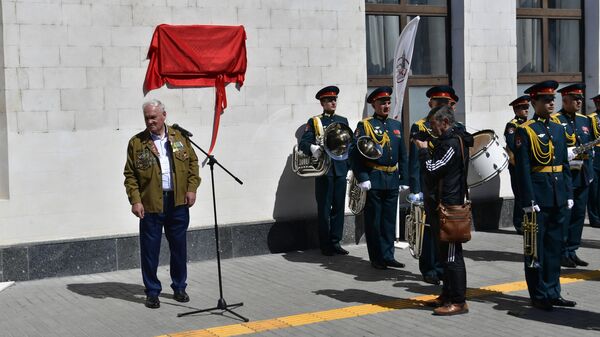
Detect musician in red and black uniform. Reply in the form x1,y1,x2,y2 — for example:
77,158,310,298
504,95,531,234
299,86,350,256
352,86,408,270
415,105,473,316
516,80,575,311
551,84,594,268
586,94,600,228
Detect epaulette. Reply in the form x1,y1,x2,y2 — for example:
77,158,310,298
520,119,536,128
576,113,587,118
588,112,598,117
361,117,373,122
415,118,427,132
549,113,562,124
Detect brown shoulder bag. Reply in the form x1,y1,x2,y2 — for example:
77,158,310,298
437,136,472,243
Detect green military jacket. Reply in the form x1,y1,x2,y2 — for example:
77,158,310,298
124,125,200,213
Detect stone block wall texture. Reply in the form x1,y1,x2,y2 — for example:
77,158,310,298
0,0,367,245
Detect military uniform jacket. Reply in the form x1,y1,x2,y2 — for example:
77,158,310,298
299,113,350,177
515,115,573,208
408,118,435,193
588,111,600,171
124,125,201,213
351,115,408,190
504,116,527,167
552,110,595,188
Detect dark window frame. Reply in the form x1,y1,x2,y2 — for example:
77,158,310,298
516,0,583,84
365,0,451,137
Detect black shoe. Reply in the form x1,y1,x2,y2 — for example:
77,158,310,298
531,299,553,311
589,223,600,228
173,290,190,303
321,248,334,256
551,297,576,307
423,275,441,285
145,296,160,309
332,245,349,255
571,255,589,267
561,256,577,268
371,261,388,270
384,259,405,268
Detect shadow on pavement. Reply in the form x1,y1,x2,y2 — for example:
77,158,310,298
463,249,523,262
313,288,431,312
282,250,422,283
67,282,146,304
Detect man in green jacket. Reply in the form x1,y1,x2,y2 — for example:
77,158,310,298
124,99,200,309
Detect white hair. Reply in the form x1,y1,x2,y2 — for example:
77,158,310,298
142,99,165,113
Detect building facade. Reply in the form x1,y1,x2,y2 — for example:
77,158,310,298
1,0,598,280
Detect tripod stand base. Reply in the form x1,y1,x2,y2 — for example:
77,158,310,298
178,298,249,322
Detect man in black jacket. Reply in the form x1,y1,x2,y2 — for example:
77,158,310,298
415,105,473,316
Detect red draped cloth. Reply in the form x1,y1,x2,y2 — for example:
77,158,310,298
144,24,247,154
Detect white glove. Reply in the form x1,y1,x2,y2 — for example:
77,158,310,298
523,204,540,213
310,144,322,159
399,185,409,192
358,180,371,191
567,147,577,161
408,192,423,202
567,199,574,209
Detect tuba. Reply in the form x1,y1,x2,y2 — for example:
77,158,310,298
522,206,539,268
347,136,383,214
292,121,353,177
405,196,426,259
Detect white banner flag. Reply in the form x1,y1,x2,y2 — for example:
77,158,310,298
392,16,420,120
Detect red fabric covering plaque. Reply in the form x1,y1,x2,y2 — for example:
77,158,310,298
144,24,247,154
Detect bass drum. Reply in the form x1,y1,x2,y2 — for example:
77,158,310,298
467,129,509,188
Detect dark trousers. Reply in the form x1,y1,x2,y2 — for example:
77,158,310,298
139,193,189,297
587,168,600,226
364,188,399,263
563,185,589,258
315,175,347,250
509,165,524,232
525,206,563,301
419,204,443,279
439,241,467,304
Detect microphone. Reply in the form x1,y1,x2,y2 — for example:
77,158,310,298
172,124,193,137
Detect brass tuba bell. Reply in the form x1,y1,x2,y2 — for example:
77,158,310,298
347,136,384,214
292,122,353,177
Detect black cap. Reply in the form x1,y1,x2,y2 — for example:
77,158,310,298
591,94,600,102
509,95,531,106
426,85,456,100
315,86,339,100
367,86,392,103
524,80,559,98
558,83,585,99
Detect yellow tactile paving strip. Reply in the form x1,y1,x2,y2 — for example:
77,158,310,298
158,270,600,337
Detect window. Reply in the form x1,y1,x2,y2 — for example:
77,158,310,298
365,0,450,136
516,0,583,84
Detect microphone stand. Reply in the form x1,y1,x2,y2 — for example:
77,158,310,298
176,132,248,322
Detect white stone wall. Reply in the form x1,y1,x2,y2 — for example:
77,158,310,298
452,0,517,199
0,0,367,245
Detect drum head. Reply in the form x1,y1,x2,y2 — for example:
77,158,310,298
469,130,495,157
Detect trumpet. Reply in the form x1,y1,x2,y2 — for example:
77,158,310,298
405,196,426,259
522,205,539,269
